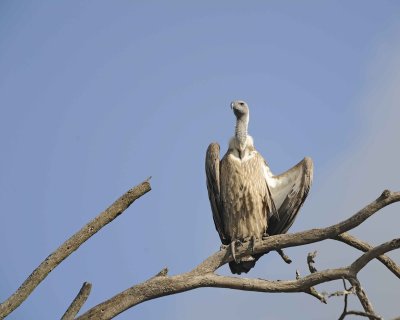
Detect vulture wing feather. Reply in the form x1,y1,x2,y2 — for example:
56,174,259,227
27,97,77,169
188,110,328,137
205,143,229,245
266,157,313,235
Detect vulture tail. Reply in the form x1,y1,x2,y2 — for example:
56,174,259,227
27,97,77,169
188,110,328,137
229,260,256,274
228,251,271,274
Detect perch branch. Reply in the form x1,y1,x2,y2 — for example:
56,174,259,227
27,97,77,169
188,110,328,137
76,190,400,320
61,282,92,320
0,180,151,319
194,190,400,274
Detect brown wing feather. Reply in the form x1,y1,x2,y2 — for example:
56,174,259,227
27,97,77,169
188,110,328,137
205,143,229,245
266,157,313,235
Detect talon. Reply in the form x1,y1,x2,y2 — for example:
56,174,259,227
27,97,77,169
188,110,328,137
231,240,241,263
231,241,237,262
262,232,269,240
250,236,256,253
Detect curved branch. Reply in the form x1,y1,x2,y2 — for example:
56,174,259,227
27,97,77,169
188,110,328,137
0,180,151,319
351,238,400,273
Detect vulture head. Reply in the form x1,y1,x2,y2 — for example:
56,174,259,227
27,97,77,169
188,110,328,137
231,100,249,119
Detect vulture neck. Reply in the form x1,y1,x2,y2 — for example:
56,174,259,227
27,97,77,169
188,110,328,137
235,114,249,156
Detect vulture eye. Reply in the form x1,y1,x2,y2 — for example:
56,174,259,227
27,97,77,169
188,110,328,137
239,102,244,106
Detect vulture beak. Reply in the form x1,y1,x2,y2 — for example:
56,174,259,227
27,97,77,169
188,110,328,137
230,102,234,110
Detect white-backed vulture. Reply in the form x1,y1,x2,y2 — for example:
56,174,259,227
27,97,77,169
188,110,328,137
206,100,313,274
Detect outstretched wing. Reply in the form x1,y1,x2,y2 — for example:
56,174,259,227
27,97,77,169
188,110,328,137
205,143,229,245
265,157,313,235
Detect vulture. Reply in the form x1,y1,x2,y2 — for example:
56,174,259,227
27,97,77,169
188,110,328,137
205,100,313,274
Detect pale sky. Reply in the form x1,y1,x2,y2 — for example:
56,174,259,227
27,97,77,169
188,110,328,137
1,2,400,319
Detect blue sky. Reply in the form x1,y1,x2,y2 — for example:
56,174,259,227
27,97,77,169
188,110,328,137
1,2,400,319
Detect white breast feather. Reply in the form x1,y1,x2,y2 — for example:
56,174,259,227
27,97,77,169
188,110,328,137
228,135,256,162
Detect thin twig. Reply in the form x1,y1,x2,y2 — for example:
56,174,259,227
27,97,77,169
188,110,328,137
329,288,354,298
302,250,326,303
338,279,350,320
61,282,92,320
276,249,292,264
307,251,318,273
0,180,151,319
305,287,327,304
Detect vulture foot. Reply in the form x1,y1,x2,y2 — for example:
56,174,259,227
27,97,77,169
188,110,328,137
243,236,257,253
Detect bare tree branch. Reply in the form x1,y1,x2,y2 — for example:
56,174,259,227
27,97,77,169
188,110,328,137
348,277,377,319
346,239,400,318
0,180,151,319
351,239,400,273
75,189,400,320
335,232,400,279
61,282,92,320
